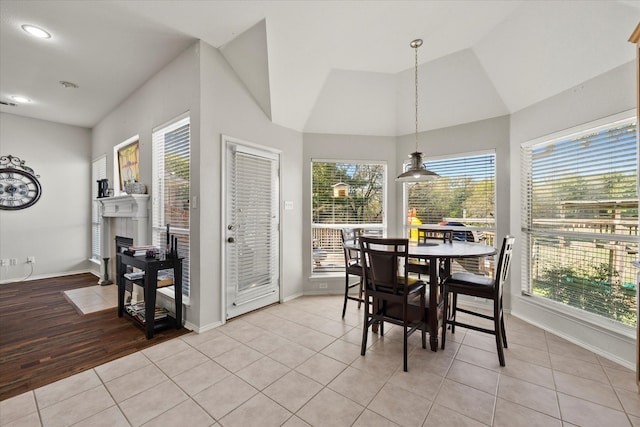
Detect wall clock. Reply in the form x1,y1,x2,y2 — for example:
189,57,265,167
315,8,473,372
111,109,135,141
0,155,42,210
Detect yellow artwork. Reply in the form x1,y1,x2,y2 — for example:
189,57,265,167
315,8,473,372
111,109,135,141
117,141,139,190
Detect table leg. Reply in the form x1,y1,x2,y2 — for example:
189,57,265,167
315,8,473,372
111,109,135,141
428,258,439,351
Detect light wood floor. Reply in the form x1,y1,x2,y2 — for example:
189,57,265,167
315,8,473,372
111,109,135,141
0,273,188,401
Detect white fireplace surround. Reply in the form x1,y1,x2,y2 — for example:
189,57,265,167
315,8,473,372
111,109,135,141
100,194,150,251
99,194,150,300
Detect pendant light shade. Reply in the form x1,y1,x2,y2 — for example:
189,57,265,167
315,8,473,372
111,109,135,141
396,151,439,182
396,39,439,182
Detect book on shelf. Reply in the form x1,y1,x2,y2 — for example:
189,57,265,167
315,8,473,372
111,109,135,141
124,245,159,257
123,269,174,287
124,271,145,280
125,302,170,322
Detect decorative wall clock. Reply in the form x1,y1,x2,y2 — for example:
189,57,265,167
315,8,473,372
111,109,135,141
0,155,42,210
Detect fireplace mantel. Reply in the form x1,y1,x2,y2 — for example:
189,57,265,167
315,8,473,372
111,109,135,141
99,194,149,218
98,195,150,291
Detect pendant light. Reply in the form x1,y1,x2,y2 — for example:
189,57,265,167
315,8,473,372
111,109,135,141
396,39,439,182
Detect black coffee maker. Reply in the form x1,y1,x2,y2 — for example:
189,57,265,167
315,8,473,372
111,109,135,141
97,179,109,198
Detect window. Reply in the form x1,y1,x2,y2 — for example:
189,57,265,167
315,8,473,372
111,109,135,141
152,114,190,296
311,160,386,273
404,152,496,241
521,114,638,327
404,152,496,276
91,155,107,262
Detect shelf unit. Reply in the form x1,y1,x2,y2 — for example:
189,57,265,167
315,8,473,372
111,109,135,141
116,252,183,339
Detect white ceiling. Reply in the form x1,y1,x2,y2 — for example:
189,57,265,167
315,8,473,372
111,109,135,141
0,0,638,136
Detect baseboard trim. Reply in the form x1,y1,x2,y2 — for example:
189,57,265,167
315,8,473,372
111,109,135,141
0,269,96,285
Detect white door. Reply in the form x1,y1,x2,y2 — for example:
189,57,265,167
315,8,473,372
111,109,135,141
224,138,280,319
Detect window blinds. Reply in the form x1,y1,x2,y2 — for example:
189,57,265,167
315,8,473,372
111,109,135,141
229,151,278,295
152,116,190,296
91,156,106,261
310,161,386,274
406,152,496,228
311,162,385,225
521,116,638,326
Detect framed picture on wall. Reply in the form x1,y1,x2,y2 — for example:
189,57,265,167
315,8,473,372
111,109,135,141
117,140,140,191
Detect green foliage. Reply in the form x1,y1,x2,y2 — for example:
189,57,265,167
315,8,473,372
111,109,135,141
408,177,495,224
534,262,635,327
312,162,384,224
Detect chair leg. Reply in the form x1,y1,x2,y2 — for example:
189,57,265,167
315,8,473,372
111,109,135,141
500,296,507,348
357,278,363,309
441,288,448,350
342,274,349,318
494,299,505,367
403,322,408,372
450,293,457,334
361,297,369,356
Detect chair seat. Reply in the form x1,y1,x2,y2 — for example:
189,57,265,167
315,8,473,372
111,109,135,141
447,272,493,287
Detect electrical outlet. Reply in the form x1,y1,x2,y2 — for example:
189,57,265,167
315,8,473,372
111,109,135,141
319,283,328,289
27,256,36,264
0,259,8,267
9,258,17,266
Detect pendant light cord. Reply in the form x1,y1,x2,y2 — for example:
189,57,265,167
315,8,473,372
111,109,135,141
413,40,420,153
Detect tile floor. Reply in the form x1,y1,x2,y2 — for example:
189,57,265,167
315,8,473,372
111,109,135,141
63,285,118,315
1,295,639,426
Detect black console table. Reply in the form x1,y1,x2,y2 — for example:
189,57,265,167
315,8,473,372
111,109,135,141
116,253,183,339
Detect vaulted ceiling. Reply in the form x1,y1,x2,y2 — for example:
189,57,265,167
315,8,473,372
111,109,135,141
1,1,638,136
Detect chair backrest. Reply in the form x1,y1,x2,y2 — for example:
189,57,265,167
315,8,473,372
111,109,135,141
341,228,362,266
416,228,453,245
495,236,516,298
360,237,409,295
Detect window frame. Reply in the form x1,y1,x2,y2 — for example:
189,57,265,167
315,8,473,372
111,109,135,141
310,158,387,275
520,110,638,329
402,150,497,245
90,155,107,263
152,113,191,298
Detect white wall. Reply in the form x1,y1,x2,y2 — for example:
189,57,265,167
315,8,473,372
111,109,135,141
91,41,304,332
509,61,637,367
198,41,304,329
0,113,92,283
92,42,201,324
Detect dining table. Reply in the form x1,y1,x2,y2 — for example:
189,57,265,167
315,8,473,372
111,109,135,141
347,238,496,351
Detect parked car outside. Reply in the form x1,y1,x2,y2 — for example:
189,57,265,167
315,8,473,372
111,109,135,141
439,221,485,242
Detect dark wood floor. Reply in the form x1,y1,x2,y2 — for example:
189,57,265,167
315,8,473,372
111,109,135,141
0,273,189,401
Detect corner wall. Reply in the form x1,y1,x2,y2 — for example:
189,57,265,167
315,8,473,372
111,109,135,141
0,113,92,283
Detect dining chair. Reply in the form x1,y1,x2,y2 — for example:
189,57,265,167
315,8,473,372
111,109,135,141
359,236,427,371
341,228,364,318
406,228,453,280
441,236,515,366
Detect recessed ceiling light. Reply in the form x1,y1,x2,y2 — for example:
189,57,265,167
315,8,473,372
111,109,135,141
11,95,32,103
21,24,51,39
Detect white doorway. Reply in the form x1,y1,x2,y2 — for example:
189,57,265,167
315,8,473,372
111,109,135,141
223,136,280,319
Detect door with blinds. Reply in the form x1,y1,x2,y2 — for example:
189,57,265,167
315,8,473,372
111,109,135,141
224,138,280,319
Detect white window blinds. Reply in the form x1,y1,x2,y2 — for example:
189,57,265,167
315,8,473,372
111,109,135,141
229,150,278,295
311,161,386,273
152,115,190,296
521,115,638,327
91,156,106,261
405,152,495,242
